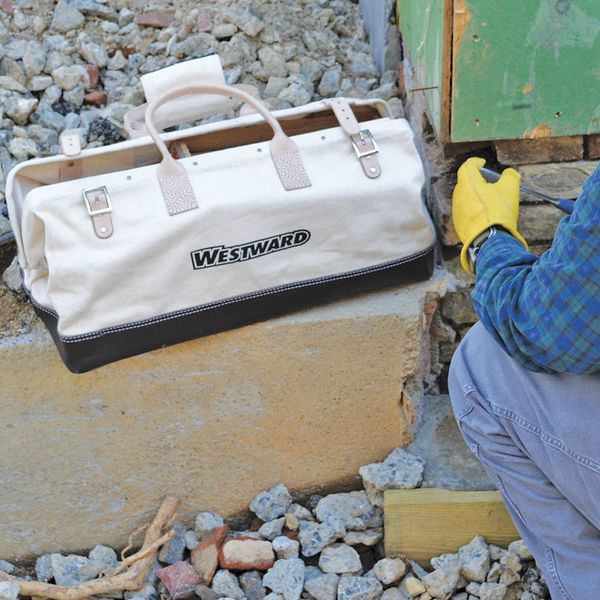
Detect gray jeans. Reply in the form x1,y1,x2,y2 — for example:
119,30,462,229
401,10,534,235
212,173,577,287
449,322,600,599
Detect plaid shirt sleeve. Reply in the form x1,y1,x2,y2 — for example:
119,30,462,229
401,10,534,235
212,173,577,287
471,163,600,374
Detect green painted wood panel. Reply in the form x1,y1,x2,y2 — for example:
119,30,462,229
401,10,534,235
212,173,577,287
397,0,447,137
452,1,600,142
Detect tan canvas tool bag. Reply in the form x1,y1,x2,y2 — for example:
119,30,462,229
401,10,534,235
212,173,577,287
6,80,436,373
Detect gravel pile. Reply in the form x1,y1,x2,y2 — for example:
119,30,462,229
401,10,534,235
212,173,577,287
0,448,549,600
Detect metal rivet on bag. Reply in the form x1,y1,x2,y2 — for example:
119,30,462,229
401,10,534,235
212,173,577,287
321,135,326,140
126,175,132,180
100,227,107,233
193,161,198,166
257,148,263,153
370,167,377,174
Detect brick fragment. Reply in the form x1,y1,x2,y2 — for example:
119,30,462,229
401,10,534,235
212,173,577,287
588,135,600,160
197,8,213,32
134,9,174,28
190,525,229,585
218,536,275,571
283,529,299,541
86,64,100,89
494,135,583,165
84,90,107,106
0,0,13,14
157,561,201,599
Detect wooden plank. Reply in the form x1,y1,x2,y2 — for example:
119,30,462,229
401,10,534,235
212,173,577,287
384,488,519,566
396,0,451,140
451,1,600,142
439,0,453,142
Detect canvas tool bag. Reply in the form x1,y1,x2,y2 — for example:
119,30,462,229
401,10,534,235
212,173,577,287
6,79,436,373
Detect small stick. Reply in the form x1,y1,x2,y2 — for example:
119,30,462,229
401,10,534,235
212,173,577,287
0,496,179,600
111,529,175,576
121,523,149,561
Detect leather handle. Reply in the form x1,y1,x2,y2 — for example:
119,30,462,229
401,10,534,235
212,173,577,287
145,84,311,215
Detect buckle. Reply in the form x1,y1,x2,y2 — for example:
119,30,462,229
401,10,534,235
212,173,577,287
351,129,378,159
83,186,112,216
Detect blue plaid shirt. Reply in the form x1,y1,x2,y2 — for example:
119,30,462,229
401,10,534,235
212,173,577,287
472,163,600,374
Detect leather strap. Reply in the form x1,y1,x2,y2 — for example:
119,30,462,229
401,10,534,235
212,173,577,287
328,99,381,180
83,187,113,239
329,98,361,136
350,131,381,179
58,130,82,181
144,83,311,215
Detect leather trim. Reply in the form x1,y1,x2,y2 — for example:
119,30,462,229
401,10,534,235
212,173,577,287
59,130,82,157
30,246,435,373
329,98,361,135
157,170,198,215
144,83,312,212
83,187,113,239
58,131,83,181
329,99,381,179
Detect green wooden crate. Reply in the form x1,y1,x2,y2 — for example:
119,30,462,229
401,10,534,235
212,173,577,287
398,0,600,143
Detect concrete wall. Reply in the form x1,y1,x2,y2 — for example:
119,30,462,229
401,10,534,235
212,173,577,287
0,273,448,560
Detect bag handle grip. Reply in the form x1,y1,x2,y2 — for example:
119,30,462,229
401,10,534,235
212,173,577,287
144,84,312,216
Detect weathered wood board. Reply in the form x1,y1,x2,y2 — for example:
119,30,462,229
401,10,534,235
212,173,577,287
397,0,600,144
396,0,452,140
452,1,600,142
384,488,520,565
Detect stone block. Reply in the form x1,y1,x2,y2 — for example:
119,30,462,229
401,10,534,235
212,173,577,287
406,395,494,491
518,204,564,243
495,136,583,165
430,177,458,247
159,522,188,565
0,272,450,560
517,160,597,199
440,290,477,328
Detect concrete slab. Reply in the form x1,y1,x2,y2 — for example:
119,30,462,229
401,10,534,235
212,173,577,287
406,394,494,491
0,272,449,560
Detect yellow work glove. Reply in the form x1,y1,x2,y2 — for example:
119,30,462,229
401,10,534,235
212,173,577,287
452,157,528,273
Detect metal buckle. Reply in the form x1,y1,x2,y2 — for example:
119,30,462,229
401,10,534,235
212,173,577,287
351,129,379,159
83,186,112,216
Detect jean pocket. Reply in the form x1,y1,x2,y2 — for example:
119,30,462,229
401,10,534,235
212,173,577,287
495,473,528,527
448,389,480,457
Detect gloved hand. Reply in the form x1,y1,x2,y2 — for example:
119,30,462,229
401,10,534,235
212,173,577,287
452,157,528,273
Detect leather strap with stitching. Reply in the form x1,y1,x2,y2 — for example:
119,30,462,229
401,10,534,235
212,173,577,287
328,98,381,179
83,187,113,239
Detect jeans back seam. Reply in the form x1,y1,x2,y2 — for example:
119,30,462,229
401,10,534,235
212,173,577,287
489,402,600,474
544,544,572,600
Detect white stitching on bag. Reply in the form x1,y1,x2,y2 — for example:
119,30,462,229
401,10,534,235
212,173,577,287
30,247,433,343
